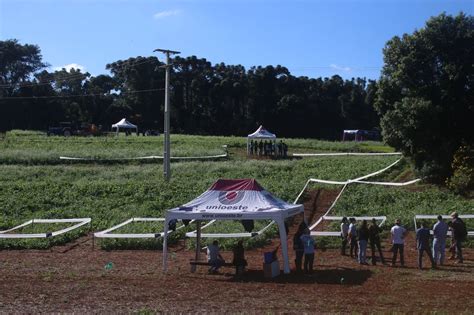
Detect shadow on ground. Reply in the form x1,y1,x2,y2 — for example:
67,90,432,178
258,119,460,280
220,268,372,285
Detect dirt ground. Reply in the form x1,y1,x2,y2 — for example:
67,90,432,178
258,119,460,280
1,190,473,313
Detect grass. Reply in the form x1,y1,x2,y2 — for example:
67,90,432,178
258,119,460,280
0,130,472,249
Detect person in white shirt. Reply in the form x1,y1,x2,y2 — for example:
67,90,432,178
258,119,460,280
340,217,349,256
432,215,449,265
391,219,407,267
348,218,358,259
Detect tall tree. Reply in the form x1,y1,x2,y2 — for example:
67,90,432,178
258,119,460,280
376,12,474,182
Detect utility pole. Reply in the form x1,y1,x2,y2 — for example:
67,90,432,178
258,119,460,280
154,48,180,181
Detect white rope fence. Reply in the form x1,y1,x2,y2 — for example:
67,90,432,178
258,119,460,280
59,153,228,161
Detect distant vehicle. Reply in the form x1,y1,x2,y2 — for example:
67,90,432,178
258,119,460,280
47,122,102,137
144,130,160,136
47,122,75,137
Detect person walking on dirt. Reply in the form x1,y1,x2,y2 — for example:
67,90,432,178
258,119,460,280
391,219,407,267
348,218,358,259
432,215,449,266
300,228,315,274
293,222,306,273
357,220,369,265
451,212,467,263
340,217,349,255
416,221,436,269
369,218,385,265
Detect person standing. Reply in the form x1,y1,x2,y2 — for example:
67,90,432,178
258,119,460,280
451,212,467,263
340,217,349,256
232,240,247,275
369,218,386,265
432,215,449,266
293,222,306,273
416,221,436,269
300,228,315,274
391,219,407,267
357,220,369,265
348,218,358,259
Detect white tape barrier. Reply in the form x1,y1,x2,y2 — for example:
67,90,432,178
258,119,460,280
59,153,228,161
311,216,387,237
0,218,91,239
293,152,402,157
94,218,192,239
185,220,275,238
414,215,474,237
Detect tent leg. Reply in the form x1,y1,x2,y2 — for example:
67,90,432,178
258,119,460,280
162,217,170,272
277,219,290,274
192,221,201,273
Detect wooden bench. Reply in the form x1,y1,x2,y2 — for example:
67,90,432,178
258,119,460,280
189,261,244,274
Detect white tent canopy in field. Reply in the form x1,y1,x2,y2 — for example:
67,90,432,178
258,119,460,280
247,125,276,154
162,178,304,274
248,125,276,139
111,118,138,135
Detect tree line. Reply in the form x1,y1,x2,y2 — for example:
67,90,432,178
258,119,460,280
0,12,472,193
0,41,379,140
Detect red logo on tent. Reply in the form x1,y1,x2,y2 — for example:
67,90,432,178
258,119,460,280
218,191,245,205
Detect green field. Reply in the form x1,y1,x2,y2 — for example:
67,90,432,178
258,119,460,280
0,131,472,249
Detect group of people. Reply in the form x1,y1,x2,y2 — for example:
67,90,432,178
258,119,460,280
206,240,247,274
205,212,467,275
248,140,288,157
340,212,467,269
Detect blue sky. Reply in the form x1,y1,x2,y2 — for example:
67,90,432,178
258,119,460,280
1,0,472,80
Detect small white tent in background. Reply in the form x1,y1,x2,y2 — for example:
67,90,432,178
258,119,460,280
247,125,276,154
162,179,304,274
111,118,138,135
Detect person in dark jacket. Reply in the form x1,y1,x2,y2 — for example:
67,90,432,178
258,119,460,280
368,218,385,265
416,221,436,269
451,212,467,263
293,222,306,273
232,240,247,274
357,220,369,265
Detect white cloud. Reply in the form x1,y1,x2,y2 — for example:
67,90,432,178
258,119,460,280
153,10,180,20
54,63,86,72
329,64,351,72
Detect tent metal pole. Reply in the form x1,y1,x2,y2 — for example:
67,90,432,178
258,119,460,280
277,218,291,274
162,217,169,272
192,220,201,273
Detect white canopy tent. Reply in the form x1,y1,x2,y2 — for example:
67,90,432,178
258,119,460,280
247,125,276,154
162,179,304,274
111,118,138,135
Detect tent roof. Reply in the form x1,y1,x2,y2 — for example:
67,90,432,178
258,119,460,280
247,125,276,139
112,118,137,129
166,179,303,220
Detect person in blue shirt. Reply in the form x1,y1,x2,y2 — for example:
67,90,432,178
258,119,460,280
300,228,315,274
416,221,436,269
432,215,449,266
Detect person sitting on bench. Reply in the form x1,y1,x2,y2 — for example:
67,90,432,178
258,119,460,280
232,240,247,274
207,240,225,273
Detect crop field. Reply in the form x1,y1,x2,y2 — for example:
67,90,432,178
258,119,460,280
0,130,472,250
1,131,473,313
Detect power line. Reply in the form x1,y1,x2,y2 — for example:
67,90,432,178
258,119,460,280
0,88,164,100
